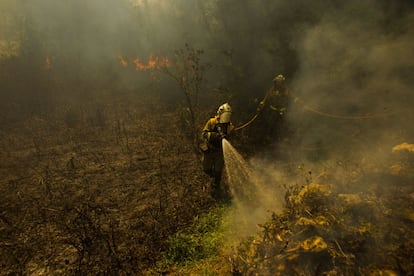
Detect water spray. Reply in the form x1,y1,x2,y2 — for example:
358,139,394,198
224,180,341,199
221,138,284,237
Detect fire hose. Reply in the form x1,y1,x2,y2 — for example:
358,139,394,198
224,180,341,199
234,113,260,131
294,97,400,119
234,96,401,131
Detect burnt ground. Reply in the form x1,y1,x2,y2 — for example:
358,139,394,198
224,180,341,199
0,91,216,274
1,89,413,275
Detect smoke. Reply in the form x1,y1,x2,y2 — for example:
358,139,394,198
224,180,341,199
220,0,414,245
282,0,414,163
2,0,413,199
222,139,285,239
1,0,411,188
19,0,129,58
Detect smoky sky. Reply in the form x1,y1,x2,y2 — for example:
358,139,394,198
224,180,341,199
4,1,322,84
1,0,413,144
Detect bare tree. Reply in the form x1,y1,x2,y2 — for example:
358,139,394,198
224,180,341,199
161,44,211,153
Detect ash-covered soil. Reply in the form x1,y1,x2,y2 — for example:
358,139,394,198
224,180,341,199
0,92,215,274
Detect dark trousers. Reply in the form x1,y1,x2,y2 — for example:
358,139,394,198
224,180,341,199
202,149,224,183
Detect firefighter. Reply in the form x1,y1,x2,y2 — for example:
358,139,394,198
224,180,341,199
255,74,290,145
200,103,234,198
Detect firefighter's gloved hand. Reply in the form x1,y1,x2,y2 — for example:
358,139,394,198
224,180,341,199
216,125,226,139
209,132,221,142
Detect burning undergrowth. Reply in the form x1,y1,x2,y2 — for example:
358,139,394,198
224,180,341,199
227,142,414,275
163,137,414,275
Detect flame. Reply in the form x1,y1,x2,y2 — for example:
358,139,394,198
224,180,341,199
133,53,169,71
45,56,52,69
118,55,128,67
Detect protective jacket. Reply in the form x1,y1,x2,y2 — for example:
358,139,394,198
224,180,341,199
259,86,289,115
201,115,234,151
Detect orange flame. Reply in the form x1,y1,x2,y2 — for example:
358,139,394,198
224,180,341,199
133,53,169,71
118,55,128,67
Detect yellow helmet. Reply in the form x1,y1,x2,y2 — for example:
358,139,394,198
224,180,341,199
217,103,232,123
273,74,285,82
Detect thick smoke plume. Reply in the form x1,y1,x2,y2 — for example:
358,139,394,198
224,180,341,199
286,1,414,162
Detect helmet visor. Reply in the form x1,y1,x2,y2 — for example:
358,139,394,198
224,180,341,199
219,112,231,123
